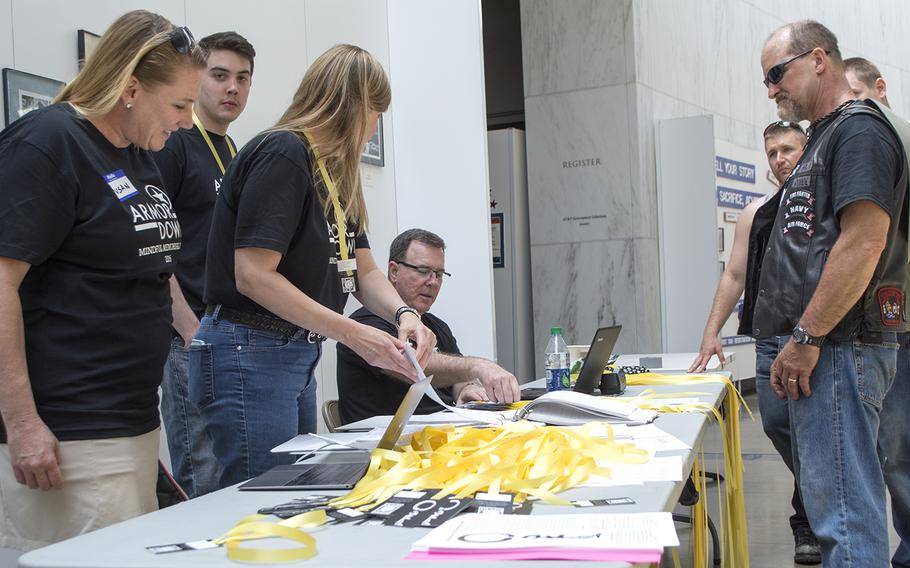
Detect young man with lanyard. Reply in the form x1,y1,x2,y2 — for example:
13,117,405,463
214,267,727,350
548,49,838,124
155,31,255,498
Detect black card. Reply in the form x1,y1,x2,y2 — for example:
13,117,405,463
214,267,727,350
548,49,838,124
470,491,515,514
573,497,636,507
327,507,369,523
367,489,434,518
386,496,474,528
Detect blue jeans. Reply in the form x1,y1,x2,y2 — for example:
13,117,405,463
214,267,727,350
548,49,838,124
190,313,321,489
880,333,910,567
160,338,220,497
790,334,898,567
754,336,810,533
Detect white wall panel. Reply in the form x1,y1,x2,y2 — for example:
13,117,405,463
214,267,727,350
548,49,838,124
387,0,496,360
0,0,13,122
184,0,307,147
9,0,183,88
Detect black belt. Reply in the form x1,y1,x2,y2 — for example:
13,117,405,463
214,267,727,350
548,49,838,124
205,305,326,343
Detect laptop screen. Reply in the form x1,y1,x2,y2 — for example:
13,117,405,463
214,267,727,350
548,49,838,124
573,325,622,394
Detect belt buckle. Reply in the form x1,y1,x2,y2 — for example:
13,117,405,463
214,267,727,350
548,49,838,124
307,331,323,344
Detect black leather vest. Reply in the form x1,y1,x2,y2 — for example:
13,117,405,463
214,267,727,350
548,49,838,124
740,103,909,341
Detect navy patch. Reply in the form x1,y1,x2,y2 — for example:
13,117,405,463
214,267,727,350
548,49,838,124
877,287,904,327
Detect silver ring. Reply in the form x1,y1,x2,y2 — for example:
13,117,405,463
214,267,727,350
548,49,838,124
788,378,798,383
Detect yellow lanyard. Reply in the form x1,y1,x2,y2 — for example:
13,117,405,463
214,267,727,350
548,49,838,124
302,132,353,274
213,509,327,563
192,111,236,175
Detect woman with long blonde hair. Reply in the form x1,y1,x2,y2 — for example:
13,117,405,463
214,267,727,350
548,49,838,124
0,10,204,549
195,44,435,489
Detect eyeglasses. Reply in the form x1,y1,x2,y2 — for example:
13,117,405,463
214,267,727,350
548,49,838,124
396,260,451,280
168,26,196,54
763,49,826,88
763,120,806,137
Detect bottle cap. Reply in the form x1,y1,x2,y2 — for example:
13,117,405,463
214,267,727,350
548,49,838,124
550,326,562,334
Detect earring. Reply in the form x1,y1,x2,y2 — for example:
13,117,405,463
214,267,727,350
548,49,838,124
126,102,133,109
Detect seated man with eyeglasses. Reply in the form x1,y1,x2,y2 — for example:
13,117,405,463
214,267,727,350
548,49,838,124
337,228,520,425
691,121,821,565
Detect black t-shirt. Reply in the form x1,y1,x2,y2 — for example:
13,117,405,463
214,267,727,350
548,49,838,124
204,131,369,318
0,103,180,442
155,125,235,317
824,100,903,218
337,308,457,425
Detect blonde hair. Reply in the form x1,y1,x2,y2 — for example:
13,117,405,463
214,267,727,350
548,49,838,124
55,10,205,117
271,44,391,233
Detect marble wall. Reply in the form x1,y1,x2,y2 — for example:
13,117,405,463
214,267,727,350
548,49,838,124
522,0,910,372
521,0,650,369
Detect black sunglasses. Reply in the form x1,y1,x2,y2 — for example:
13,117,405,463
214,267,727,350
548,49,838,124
763,49,827,88
763,121,806,137
395,260,451,280
168,26,196,54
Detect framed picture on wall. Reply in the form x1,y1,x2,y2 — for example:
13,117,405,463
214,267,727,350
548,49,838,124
491,213,505,268
78,29,101,70
361,113,384,166
2,68,66,127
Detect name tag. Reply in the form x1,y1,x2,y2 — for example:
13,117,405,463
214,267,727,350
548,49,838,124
103,169,139,201
337,258,357,272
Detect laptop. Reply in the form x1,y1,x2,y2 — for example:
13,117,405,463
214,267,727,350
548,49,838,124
239,374,430,491
520,325,622,400
572,325,622,394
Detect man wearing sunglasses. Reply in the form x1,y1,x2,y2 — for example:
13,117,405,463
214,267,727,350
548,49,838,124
692,121,821,564
337,228,520,424
155,31,256,498
842,56,910,568
746,21,909,566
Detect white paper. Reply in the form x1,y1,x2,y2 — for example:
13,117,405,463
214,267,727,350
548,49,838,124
412,512,679,551
403,344,507,425
336,413,482,431
632,436,691,454
583,455,684,486
270,433,367,453
615,396,701,407
602,424,690,453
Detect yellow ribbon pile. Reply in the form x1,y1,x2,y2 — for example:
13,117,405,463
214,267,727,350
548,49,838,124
212,509,328,563
331,420,648,510
625,372,751,568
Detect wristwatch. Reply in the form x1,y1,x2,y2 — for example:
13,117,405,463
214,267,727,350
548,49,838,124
791,324,826,348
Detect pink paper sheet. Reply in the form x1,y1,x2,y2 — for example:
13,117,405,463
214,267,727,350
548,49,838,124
405,549,662,562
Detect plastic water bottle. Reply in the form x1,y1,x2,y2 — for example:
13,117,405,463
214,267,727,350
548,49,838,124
545,326,571,391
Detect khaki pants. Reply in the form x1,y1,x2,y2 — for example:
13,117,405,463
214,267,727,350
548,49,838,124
0,429,159,551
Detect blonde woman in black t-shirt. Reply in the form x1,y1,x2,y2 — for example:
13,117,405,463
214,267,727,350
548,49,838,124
197,45,436,489
0,10,205,550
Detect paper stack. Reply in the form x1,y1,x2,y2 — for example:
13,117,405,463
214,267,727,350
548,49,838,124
406,512,679,562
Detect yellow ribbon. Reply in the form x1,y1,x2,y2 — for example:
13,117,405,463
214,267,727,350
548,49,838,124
212,510,327,563
625,372,750,567
192,111,236,175
330,421,648,510
302,132,352,275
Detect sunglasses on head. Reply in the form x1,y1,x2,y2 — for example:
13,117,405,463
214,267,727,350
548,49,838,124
763,48,829,88
168,26,195,54
763,121,805,137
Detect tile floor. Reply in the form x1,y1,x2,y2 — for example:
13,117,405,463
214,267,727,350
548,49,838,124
0,391,901,568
